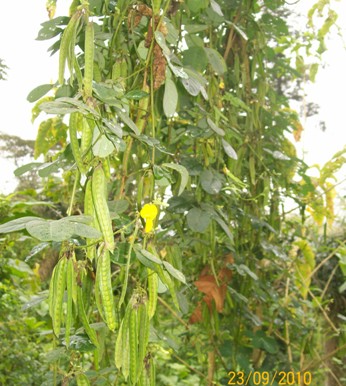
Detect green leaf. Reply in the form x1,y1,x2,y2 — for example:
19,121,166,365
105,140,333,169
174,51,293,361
210,0,223,16
108,200,129,214
35,16,68,41
55,84,74,98
162,163,189,196
222,139,238,160
93,81,124,104
135,250,157,270
184,25,208,34
213,214,233,242
26,219,73,242
27,84,53,103
69,334,97,352
163,79,178,117
187,0,209,13
163,261,186,284
24,242,50,262
154,31,170,56
40,97,98,116
182,46,208,72
234,264,258,281
226,21,248,41
24,217,101,242
200,169,224,195
204,48,227,75
207,117,225,136
14,162,43,177
102,118,123,138
139,248,163,265
73,223,101,239
124,90,149,100
186,207,211,233
92,126,115,158
250,331,278,354
0,216,41,233
116,109,140,135
64,215,94,224
167,192,195,214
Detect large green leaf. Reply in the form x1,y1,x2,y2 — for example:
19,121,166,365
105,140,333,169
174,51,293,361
92,126,115,158
182,46,208,72
116,109,140,135
205,48,227,75
27,84,53,103
0,217,41,233
186,207,211,233
23,216,101,242
200,169,224,195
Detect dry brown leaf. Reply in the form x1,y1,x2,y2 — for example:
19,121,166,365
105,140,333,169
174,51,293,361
189,255,234,324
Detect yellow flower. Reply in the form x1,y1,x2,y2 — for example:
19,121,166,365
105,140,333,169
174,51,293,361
140,203,158,233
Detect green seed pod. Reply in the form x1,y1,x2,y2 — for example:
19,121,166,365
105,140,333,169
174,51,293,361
137,300,149,380
147,269,158,320
115,301,132,369
96,250,117,330
77,280,99,347
80,116,93,167
69,112,86,173
83,21,94,99
59,10,82,84
51,256,67,336
129,305,138,384
84,178,99,261
65,256,75,347
91,165,115,251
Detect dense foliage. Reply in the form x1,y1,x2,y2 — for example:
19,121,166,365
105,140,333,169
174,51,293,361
0,0,345,385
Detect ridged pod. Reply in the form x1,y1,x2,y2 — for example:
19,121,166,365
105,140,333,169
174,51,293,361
59,10,82,84
137,300,149,382
80,117,93,166
129,304,138,384
115,302,131,369
96,250,116,330
77,280,99,347
69,112,86,173
65,256,75,347
147,268,158,320
83,21,94,99
50,256,67,336
91,165,115,251
84,178,99,261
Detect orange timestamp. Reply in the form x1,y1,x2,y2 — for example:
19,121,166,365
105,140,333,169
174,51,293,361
227,370,312,385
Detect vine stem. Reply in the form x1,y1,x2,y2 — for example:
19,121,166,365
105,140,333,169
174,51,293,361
157,296,189,329
171,352,210,380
